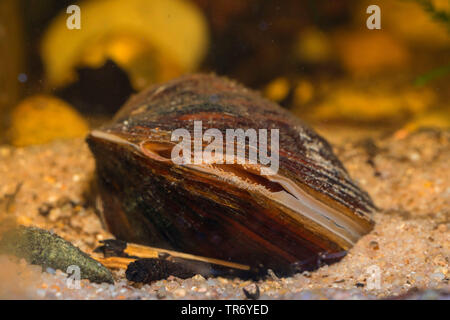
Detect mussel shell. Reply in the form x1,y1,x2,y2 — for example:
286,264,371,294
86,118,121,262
87,74,375,274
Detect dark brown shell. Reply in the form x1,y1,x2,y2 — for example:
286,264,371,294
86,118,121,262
87,74,375,274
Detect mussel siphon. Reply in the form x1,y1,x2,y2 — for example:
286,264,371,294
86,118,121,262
87,74,375,275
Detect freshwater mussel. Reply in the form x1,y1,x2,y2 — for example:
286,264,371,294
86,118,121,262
87,74,376,276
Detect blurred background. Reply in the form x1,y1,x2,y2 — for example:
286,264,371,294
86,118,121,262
0,0,449,147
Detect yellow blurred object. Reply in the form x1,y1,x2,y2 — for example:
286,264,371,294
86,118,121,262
9,95,89,147
402,109,450,132
80,33,182,90
308,84,436,123
41,0,209,89
294,80,315,106
294,27,332,63
334,30,410,77
373,0,450,48
431,0,450,12
264,77,290,102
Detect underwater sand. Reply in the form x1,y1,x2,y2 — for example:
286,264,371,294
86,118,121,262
0,128,448,299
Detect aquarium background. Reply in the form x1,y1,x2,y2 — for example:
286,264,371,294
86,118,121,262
0,0,449,146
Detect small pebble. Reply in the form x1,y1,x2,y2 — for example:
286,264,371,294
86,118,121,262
430,273,445,281
45,267,56,275
173,288,186,298
369,240,380,250
192,274,205,281
243,283,260,300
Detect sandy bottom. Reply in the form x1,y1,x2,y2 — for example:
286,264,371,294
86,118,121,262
0,128,448,299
